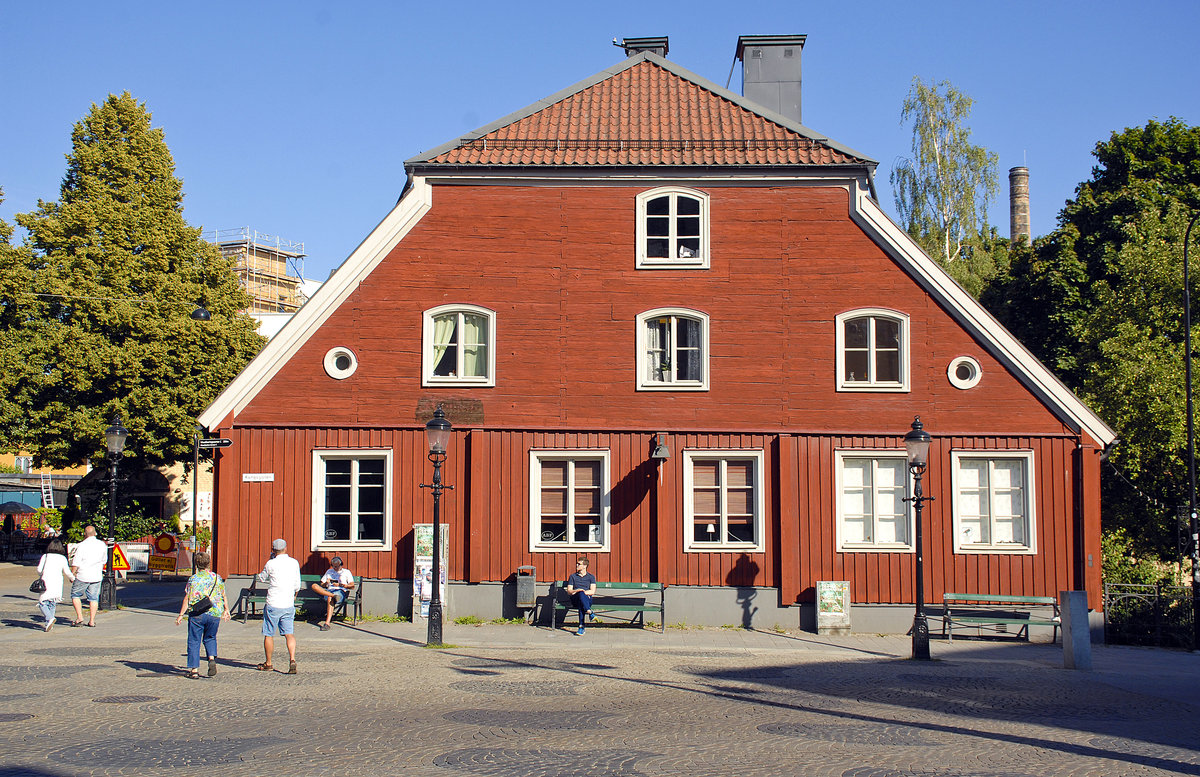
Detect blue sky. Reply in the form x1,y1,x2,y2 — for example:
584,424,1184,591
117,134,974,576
2,1,1196,281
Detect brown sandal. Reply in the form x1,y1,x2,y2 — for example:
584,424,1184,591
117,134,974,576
255,663,273,671
287,660,297,674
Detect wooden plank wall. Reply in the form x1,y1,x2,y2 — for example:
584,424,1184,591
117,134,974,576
215,425,1082,608
782,433,1080,606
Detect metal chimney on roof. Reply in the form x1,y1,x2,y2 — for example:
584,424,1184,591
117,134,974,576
617,36,668,58
735,34,806,124
1009,166,1032,247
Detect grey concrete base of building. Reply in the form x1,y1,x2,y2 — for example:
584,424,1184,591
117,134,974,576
227,576,1079,641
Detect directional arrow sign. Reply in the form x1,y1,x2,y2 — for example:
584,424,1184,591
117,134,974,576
198,438,233,449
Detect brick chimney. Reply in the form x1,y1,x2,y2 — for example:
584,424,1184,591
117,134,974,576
1009,166,1032,247
735,34,806,124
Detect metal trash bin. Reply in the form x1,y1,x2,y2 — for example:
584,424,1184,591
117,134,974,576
516,565,536,609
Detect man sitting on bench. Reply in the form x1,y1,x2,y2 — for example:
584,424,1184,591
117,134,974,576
564,557,596,636
310,556,355,631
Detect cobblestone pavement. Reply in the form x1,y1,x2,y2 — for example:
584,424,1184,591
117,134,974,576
1,564,1198,776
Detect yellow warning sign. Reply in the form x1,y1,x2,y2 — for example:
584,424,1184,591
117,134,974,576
147,554,176,572
110,543,130,572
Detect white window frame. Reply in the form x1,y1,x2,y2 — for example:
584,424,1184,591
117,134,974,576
528,450,611,552
422,304,496,387
635,186,710,269
636,308,710,391
311,449,393,551
951,450,1037,554
683,449,765,552
835,309,910,392
835,451,914,552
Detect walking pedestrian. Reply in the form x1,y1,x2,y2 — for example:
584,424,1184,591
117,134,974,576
35,539,74,632
69,525,107,627
174,552,230,679
256,538,301,674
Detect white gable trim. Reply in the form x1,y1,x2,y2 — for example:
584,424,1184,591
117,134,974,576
848,182,1116,446
198,177,434,429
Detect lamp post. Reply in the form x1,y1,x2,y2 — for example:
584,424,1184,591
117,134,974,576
98,413,128,611
420,406,453,646
1185,212,1200,652
903,416,934,660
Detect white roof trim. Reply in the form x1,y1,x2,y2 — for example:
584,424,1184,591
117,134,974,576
848,183,1116,446
198,177,434,429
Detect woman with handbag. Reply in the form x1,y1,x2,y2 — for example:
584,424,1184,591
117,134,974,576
174,551,230,679
34,539,75,632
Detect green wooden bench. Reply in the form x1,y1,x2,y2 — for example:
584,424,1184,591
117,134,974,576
550,580,666,633
237,574,363,626
942,593,1060,643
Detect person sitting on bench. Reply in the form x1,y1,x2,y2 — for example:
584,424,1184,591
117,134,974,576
564,557,596,636
310,556,355,631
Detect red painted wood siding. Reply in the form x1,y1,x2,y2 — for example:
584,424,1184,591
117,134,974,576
213,425,1093,609
234,185,1072,440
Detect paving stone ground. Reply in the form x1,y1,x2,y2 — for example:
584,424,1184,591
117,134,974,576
1,562,1198,776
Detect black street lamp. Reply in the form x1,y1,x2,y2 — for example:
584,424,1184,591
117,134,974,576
420,406,453,646
1184,212,1200,652
903,416,934,661
98,413,128,611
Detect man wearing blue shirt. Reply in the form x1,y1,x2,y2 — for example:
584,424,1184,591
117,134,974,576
564,557,597,636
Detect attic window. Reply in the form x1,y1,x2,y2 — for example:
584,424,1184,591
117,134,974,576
635,187,710,269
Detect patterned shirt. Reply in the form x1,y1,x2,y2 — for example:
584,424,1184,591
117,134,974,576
185,570,228,618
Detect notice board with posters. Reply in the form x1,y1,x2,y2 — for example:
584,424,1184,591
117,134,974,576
412,524,449,619
816,580,851,635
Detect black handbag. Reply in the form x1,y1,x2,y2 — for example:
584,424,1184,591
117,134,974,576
30,558,46,594
187,577,218,617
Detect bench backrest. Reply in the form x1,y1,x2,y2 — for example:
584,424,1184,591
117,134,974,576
557,581,664,591
943,593,1057,605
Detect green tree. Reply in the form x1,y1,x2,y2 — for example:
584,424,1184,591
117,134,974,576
987,118,1200,559
891,77,1000,293
0,93,264,468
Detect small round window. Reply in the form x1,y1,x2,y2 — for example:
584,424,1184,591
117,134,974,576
323,347,358,380
947,356,982,390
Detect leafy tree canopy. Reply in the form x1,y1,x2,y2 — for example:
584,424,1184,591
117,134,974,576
891,76,1000,289
0,93,264,469
986,118,1200,557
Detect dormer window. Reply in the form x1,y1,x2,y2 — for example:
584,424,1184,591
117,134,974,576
636,187,709,268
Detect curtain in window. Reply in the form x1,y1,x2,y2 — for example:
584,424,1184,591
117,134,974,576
677,318,701,381
462,314,486,377
645,319,668,381
432,314,457,376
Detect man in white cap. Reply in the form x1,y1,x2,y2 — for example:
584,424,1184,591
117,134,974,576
256,538,301,673
310,556,355,631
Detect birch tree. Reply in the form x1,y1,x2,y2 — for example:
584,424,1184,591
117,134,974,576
891,77,999,278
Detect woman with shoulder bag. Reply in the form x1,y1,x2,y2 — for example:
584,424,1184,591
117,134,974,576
35,539,75,632
175,551,230,679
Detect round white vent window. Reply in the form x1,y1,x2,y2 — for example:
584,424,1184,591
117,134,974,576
323,347,358,380
947,356,982,390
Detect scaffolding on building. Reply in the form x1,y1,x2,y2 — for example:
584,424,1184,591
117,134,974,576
202,227,309,314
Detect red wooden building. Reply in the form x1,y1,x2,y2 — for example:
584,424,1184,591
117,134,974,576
199,36,1114,633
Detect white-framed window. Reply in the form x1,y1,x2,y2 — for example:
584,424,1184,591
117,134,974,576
323,347,358,380
14,455,33,474
835,309,910,392
528,451,610,552
311,449,392,550
422,304,496,387
683,450,764,552
635,187,710,268
636,308,709,391
951,451,1036,554
947,355,982,390
836,452,912,551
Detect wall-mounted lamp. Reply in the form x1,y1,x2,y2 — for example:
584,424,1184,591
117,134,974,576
651,433,670,460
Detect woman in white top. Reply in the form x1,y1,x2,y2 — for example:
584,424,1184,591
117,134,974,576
36,539,75,632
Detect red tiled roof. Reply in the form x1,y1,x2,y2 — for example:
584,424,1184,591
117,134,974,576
424,59,867,167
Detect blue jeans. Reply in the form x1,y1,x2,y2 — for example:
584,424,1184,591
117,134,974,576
187,612,221,668
38,599,56,627
570,591,592,626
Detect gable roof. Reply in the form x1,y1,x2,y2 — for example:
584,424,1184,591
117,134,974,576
407,52,875,169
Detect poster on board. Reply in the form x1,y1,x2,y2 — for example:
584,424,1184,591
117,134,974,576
412,524,449,619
